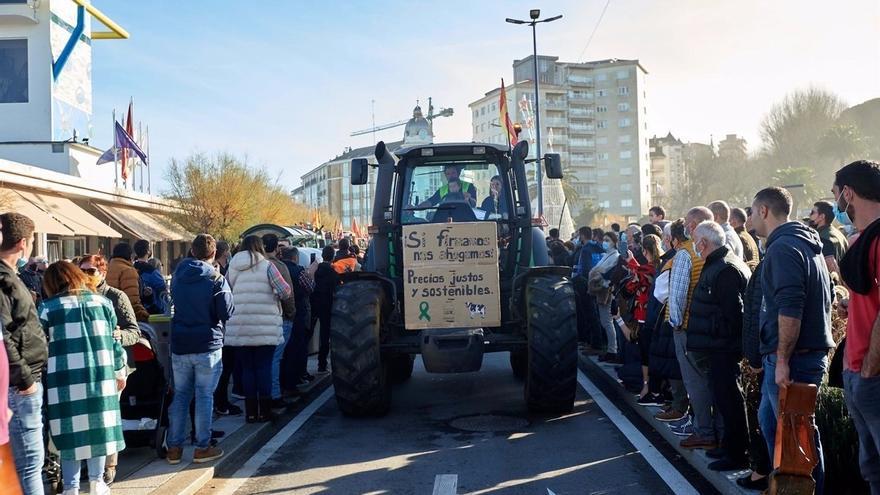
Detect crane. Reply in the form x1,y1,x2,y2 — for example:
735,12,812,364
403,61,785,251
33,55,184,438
350,97,453,137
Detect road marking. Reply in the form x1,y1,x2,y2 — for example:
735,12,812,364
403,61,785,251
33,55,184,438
432,474,458,495
213,386,334,495
577,370,698,495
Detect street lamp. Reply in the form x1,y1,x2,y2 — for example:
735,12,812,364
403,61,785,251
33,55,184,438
506,9,562,217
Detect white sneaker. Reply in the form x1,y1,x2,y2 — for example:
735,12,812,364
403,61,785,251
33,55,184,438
90,480,111,495
62,489,79,495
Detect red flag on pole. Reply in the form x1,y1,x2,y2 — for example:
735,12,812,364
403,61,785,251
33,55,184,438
500,79,518,146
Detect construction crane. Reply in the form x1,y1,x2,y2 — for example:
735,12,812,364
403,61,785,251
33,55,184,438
350,97,453,137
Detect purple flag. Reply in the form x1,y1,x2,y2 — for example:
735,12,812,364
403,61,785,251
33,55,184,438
97,121,148,165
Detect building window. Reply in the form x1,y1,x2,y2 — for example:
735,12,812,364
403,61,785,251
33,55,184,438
491,103,496,111
619,150,632,159
616,70,629,79
599,200,611,208
481,107,486,115
618,86,629,96
596,89,607,97
596,105,607,113
618,135,631,144
620,183,632,192
617,102,630,112
620,167,633,175
597,137,608,145
597,73,607,81
621,199,633,207
598,152,609,161
597,120,608,129
597,185,609,193
0,39,28,103
618,118,631,128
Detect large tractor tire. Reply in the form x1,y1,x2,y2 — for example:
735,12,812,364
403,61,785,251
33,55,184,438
524,275,578,413
510,350,527,381
330,280,391,417
389,354,415,384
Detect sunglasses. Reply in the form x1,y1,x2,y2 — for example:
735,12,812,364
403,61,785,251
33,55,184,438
81,267,99,276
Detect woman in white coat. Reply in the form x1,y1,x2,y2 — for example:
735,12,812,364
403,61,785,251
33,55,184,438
225,235,291,422
589,231,621,363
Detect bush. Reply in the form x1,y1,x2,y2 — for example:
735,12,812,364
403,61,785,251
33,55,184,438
815,385,868,494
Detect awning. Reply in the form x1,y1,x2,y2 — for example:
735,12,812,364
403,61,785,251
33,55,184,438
92,203,190,242
1,190,74,236
15,191,122,238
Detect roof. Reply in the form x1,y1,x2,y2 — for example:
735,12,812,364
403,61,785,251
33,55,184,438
330,140,405,162
394,142,510,157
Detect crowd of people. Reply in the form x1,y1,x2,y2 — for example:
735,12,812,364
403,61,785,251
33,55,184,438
549,159,880,494
0,214,362,494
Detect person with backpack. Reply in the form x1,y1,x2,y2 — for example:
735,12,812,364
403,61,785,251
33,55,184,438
279,247,315,389
133,240,169,315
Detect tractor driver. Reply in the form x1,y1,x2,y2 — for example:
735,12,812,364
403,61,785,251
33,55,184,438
419,164,477,208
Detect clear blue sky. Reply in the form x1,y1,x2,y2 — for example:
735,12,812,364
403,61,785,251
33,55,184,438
90,0,880,193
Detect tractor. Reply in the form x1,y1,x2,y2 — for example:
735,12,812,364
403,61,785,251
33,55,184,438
328,140,578,416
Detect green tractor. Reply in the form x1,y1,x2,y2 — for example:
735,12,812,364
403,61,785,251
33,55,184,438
329,140,577,416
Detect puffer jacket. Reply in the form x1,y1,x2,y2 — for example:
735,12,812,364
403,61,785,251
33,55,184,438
107,257,150,321
225,251,283,347
742,261,764,368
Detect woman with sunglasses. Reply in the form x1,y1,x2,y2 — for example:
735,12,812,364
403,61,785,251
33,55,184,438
78,254,141,484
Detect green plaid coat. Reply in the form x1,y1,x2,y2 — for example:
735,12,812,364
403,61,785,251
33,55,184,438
39,291,127,461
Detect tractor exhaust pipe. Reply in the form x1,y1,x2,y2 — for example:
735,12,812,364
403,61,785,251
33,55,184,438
371,141,396,274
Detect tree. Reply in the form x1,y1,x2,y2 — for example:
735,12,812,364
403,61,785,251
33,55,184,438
572,199,605,228
771,166,823,218
164,152,313,240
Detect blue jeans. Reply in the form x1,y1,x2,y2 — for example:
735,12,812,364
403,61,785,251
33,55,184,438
235,346,274,398
759,352,827,494
168,349,223,449
61,457,105,491
273,321,293,399
8,383,44,495
844,370,880,493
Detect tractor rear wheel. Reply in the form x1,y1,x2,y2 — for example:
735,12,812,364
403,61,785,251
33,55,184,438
330,280,391,417
524,275,578,413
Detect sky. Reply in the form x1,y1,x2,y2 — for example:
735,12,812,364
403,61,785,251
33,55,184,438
90,0,880,193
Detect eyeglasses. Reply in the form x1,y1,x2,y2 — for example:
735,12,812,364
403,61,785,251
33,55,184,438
80,267,99,276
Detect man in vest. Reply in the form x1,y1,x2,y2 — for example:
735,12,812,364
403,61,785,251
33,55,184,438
421,164,477,208
669,206,721,451
687,221,751,471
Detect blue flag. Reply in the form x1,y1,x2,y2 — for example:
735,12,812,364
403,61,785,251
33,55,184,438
97,121,148,165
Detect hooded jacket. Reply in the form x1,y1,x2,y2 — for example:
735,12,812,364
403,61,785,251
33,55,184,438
0,260,47,390
170,258,233,355
759,221,834,356
134,259,169,315
107,257,150,321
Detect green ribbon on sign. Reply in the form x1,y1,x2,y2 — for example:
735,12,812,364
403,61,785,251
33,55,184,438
419,301,431,321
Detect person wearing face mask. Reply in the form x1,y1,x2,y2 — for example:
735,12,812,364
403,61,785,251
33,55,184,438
833,160,880,494
750,186,833,495
589,232,621,363
78,254,141,484
0,213,47,495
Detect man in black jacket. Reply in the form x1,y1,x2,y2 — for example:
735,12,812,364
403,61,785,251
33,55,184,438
751,187,834,494
0,213,47,494
687,221,751,471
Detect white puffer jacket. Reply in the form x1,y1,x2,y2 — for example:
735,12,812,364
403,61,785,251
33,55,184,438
225,251,282,347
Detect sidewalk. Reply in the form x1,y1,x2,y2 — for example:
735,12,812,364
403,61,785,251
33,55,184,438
109,356,332,495
578,353,753,495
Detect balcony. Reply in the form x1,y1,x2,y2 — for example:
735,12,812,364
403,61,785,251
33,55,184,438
567,77,594,87
544,99,567,110
567,92,593,101
544,117,568,127
569,123,595,134
569,140,596,150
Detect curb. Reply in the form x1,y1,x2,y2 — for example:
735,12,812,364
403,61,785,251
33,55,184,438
113,372,333,495
578,353,753,495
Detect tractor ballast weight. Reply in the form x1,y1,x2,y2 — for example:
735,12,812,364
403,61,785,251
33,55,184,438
329,139,577,416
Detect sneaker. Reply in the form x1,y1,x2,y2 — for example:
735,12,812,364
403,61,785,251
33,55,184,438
670,421,694,437
226,403,243,415
654,408,687,422
193,445,224,464
679,434,717,450
103,465,116,485
230,392,245,400
90,480,111,495
636,393,664,407
166,446,183,465
214,405,232,415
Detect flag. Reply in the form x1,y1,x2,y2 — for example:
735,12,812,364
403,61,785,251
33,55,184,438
500,79,518,146
351,217,362,238
121,102,133,181
97,121,148,165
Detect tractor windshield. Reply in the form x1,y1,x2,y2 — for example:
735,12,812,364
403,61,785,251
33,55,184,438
400,160,510,224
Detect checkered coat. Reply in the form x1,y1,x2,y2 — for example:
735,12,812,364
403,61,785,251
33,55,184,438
39,291,126,461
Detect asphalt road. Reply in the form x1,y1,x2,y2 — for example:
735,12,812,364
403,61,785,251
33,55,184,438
226,353,683,495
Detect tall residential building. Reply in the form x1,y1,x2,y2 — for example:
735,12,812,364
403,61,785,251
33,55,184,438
718,133,748,161
649,132,688,207
469,56,650,222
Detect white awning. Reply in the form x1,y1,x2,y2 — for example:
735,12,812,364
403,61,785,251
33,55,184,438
15,190,122,238
1,190,74,236
92,203,190,242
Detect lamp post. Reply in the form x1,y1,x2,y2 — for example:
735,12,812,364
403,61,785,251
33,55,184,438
506,9,562,218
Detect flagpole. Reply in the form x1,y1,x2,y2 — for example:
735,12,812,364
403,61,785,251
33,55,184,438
146,125,151,195
138,121,144,192
112,108,118,189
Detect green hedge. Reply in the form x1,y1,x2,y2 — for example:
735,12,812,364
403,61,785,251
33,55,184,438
815,385,868,494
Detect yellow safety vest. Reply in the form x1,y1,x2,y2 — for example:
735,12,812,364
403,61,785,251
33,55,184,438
438,180,473,199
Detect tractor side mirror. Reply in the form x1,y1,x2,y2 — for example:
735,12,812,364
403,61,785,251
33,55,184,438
544,153,563,179
351,158,369,185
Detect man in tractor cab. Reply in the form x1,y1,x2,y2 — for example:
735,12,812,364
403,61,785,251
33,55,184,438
420,164,477,208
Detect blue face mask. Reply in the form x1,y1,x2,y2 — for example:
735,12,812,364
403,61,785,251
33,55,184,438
834,189,852,226
602,241,611,251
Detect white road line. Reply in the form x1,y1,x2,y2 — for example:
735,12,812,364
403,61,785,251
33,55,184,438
432,474,459,495
577,370,698,495
213,387,335,495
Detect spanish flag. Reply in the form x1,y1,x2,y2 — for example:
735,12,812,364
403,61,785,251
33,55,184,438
500,79,518,147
